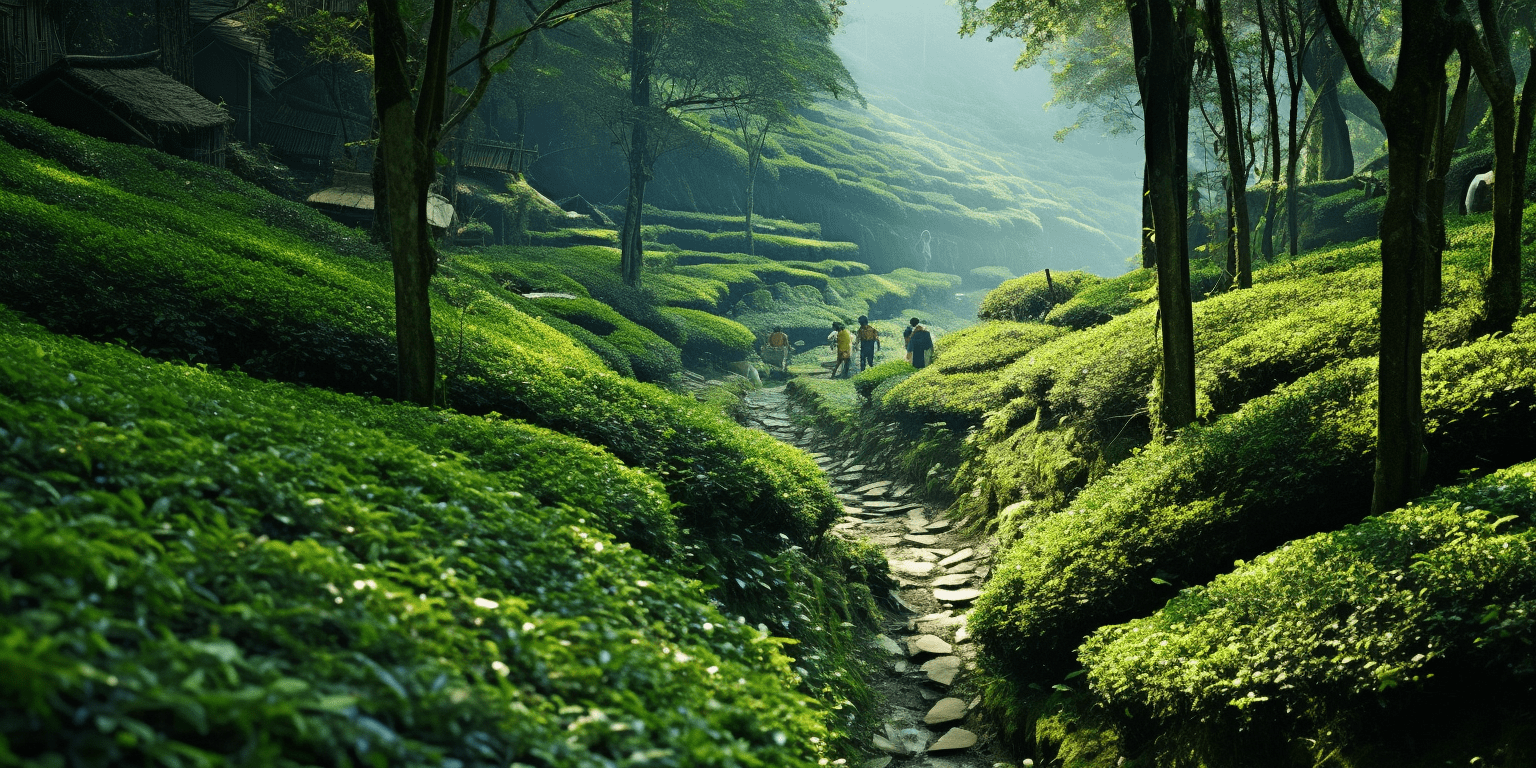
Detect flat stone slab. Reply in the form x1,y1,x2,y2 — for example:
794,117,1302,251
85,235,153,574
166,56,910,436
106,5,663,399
928,728,977,752
891,560,936,577
862,487,890,499
923,697,968,725
906,634,953,656
937,548,974,567
931,573,973,587
873,634,903,656
853,480,891,494
924,519,951,532
836,473,864,484
934,587,981,603
904,534,940,546
946,561,977,574
921,655,961,686
864,501,903,509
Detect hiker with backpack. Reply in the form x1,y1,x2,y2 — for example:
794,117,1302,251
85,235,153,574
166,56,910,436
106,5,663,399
856,316,880,371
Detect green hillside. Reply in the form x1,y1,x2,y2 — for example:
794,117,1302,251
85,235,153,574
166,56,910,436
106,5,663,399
0,110,898,762
785,205,1536,764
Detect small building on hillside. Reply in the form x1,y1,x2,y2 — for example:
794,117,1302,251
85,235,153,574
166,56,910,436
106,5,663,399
0,0,65,91
192,4,277,144
307,170,455,232
15,52,233,166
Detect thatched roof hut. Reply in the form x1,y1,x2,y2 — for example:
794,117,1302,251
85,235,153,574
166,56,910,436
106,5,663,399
307,170,455,231
15,52,232,166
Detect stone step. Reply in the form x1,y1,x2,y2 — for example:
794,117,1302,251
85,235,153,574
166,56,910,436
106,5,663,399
937,548,973,567
928,728,977,752
923,697,968,725
920,655,961,686
933,587,981,604
905,634,953,656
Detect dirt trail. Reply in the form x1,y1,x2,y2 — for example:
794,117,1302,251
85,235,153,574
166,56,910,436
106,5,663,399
738,383,1002,768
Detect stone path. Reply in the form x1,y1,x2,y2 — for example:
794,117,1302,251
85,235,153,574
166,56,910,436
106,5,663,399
736,384,1000,768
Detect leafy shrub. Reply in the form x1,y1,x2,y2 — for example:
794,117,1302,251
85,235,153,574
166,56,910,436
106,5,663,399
0,312,830,767
967,265,1015,289
642,224,860,262
974,319,1536,682
662,307,755,365
0,114,881,721
979,270,1103,321
852,359,913,399
524,296,682,382
1043,268,1156,330
1081,459,1536,764
527,314,637,378
882,322,1068,421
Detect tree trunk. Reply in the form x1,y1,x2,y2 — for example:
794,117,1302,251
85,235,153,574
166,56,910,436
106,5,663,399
1477,47,1535,334
1320,0,1455,515
1427,61,1471,307
1303,26,1355,180
1258,0,1282,262
1279,7,1303,256
1142,159,1157,268
619,0,654,287
156,0,194,87
1206,0,1253,288
1130,0,1197,434
369,0,452,406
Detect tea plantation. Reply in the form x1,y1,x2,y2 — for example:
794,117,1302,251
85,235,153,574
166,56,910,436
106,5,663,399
0,110,932,764
789,195,1536,764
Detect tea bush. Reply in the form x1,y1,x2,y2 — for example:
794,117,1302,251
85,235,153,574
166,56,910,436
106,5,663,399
851,359,914,400
973,320,1536,682
882,322,1068,422
520,295,683,382
662,307,756,365
0,312,832,767
1081,459,1536,765
979,270,1103,322
0,113,883,722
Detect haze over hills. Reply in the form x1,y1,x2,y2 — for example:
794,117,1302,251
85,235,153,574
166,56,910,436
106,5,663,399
829,0,1144,276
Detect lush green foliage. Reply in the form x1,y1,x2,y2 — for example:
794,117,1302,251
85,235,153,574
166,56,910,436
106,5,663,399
521,295,683,382
662,307,756,365
0,112,884,726
0,311,832,767
642,225,859,262
966,265,1016,289
978,270,1103,321
882,322,1068,422
851,360,914,400
606,204,822,239
1082,458,1536,763
973,316,1536,681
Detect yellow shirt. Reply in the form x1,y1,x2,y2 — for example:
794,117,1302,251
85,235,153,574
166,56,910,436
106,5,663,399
836,328,852,354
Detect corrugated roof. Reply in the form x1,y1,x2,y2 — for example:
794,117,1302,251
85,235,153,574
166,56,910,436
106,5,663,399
307,176,454,229
19,53,231,130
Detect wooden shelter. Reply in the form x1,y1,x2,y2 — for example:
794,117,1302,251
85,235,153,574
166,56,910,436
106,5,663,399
16,52,233,166
192,3,277,144
457,139,538,176
307,170,455,232
0,0,64,90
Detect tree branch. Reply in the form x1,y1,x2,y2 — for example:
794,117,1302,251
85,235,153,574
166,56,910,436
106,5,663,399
447,0,622,79
1317,0,1390,107
196,0,259,32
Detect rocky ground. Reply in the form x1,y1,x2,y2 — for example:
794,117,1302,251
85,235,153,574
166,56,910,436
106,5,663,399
731,382,1004,768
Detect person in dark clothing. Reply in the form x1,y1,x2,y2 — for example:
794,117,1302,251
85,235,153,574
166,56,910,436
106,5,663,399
856,315,880,371
902,317,920,347
906,320,935,369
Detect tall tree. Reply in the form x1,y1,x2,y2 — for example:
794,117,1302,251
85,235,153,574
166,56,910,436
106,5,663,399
1319,0,1456,514
1455,0,1536,333
1132,0,1199,432
1203,0,1254,288
1256,0,1283,261
367,0,614,405
609,0,808,287
721,0,857,257
1427,58,1472,306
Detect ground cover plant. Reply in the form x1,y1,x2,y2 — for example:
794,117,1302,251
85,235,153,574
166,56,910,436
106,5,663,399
0,310,834,767
881,322,1069,423
978,270,1103,322
0,111,886,729
1080,458,1536,766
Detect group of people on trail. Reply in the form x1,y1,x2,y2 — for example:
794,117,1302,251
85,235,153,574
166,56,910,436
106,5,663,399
761,317,936,378
827,316,934,378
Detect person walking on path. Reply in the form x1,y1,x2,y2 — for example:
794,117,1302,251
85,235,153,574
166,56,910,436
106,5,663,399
902,317,920,348
906,320,935,369
764,326,790,373
829,322,853,378
856,316,880,371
